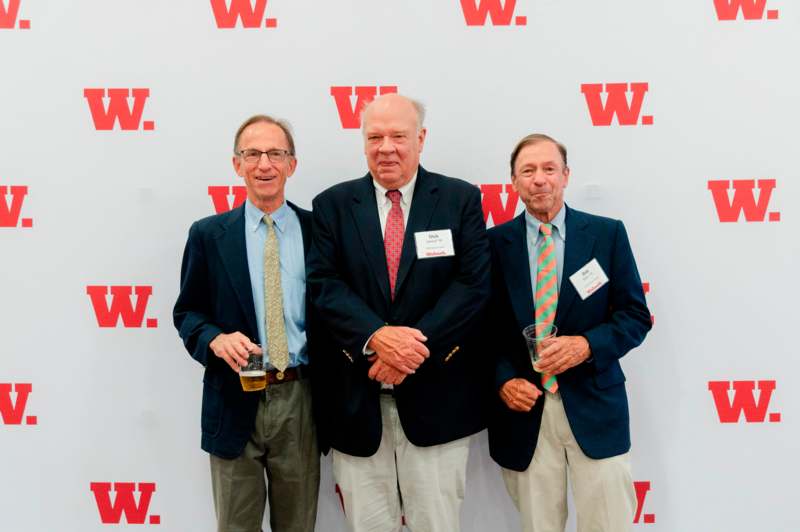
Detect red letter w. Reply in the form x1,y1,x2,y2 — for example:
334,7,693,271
86,286,157,328
707,179,777,222
210,0,269,28
0,185,31,227
330,86,398,129
480,184,519,226
0,0,23,28
708,380,778,423
90,482,157,524
83,89,154,131
0,383,34,425
460,0,521,26
581,83,652,126
714,0,776,20
208,185,247,213
633,481,655,524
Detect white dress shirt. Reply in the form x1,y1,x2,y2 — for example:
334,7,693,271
372,173,417,236
363,172,418,362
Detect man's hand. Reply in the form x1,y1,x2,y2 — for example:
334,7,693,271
209,332,260,373
499,378,542,412
367,326,429,374
367,357,407,385
534,335,591,376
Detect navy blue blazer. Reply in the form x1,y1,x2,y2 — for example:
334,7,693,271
487,206,651,471
307,166,491,457
173,202,328,459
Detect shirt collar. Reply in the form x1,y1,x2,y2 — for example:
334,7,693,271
373,171,418,207
245,198,290,233
525,205,566,242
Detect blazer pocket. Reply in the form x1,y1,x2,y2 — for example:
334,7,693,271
201,373,224,436
593,364,626,389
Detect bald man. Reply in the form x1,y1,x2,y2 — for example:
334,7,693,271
307,94,491,531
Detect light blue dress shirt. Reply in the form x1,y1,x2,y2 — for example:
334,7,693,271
525,206,567,298
244,199,308,368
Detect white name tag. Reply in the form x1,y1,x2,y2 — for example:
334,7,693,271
414,229,455,259
569,258,609,300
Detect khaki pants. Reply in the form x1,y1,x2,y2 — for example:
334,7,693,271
333,395,470,532
210,377,320,532
502,392,635,532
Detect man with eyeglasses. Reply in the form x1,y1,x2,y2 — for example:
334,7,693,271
174,115,323,532
307,94,491,531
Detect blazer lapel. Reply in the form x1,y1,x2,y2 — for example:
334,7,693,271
501,213,536,331
350,175,392,303
555,206,595,328
215,205,259,338
288,201,311,258
394,167,439,297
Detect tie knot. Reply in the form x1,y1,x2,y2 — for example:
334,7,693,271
539,223,553,237
263,214,275,227
386,189,402,205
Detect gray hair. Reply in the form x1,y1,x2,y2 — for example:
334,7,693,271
360,94,426,131
233,114,296,156
509,133,568,175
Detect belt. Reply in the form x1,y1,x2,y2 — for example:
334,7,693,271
379,388,395,396
265,365,305,385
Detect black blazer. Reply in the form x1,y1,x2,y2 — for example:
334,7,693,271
307,166,491,457
487,206,652,471
173,201,328,458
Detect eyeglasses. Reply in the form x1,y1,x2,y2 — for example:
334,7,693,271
237,148,292,164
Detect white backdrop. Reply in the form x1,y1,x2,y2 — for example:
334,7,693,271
2,1,798,530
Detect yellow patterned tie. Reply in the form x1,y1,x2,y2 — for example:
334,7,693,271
264,214,289,374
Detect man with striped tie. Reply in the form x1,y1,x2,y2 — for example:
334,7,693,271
487,134,652,532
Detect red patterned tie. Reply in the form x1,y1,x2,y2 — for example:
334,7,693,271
384,190,404,300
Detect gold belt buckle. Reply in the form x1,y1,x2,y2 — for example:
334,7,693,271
276,370,285,381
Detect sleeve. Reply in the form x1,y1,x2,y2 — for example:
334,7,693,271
582,220,652,372
488,237,527,391
413,185,492,366
172,222,224,367
306,196,386,360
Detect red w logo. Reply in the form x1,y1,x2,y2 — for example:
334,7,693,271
210,0,277,28
641,282,654,325
633,481,655,524
330,86,398,129
708,380,781,423
86,286,158,328
208,185,247,214
713,0,779,20
0,0,29,29
459,0,527,26
83,88,155,131
707,179,779,222
581,83,653,126
480,184,519,226
0,383,37,425
90,482,160,525
0,185,32,228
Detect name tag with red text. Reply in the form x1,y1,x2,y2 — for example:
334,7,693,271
569,258,609,300
414,230,455,259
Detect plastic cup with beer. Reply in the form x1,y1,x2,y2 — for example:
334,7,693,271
522,322,557,371
239,344,267,392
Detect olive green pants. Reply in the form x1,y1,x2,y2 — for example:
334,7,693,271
210,377,320,532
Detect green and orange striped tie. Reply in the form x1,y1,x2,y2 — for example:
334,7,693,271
535,223,558,393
